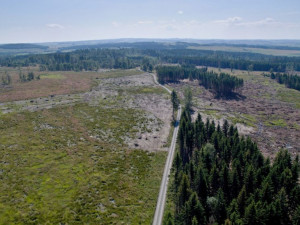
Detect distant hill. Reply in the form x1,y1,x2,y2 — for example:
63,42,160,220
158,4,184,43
0,43,48,50
1,39,300,56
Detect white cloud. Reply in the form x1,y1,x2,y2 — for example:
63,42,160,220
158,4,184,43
137,21,153,24
46,24,64,29
112,21,121,27
213,17,282,27
214,17,242,24
237,17,277,26
184,20,201,26
178,10,183,15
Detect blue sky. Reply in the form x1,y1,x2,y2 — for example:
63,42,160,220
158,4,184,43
1,0,300,43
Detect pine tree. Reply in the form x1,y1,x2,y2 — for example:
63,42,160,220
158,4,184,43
244,165,256,194
195,167,208,202
164,212,174,225
185,192,206,225
191,216,198,225
237,185,247,215
27,71,35,81
223,120,229,136
209,165,219,195
244,200,259,225
292,205,300,225
171,90,179,121
215,189,227,225
184,87,192,112
177,174,191,210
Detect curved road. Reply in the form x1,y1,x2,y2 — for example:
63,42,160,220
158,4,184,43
151,73,181,225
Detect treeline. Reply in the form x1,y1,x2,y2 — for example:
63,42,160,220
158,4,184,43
154,49,300,72
165,108,300,225
0,49,143,71
269,73,300,91
1,45,300,72
156,66,243,97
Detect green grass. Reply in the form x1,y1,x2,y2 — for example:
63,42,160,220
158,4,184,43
292,122,300,130
277,89,300,109
162,148,178,224
228,113,257,127
202,110,222,120
99,69,144,79
0,102,166,224
40,74,65,79
164,121,175,148
126,86,168,95
264,116,288,127
163,170,176,224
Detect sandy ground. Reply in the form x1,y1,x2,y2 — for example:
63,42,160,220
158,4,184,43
0,72,173,152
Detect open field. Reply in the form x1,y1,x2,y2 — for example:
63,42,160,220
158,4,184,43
0,69,173,224
169,67,300,159
188,45,300,56
0,67,144,102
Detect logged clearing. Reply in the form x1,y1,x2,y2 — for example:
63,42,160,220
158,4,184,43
0,69,173,224
0,67,143,102
169,67,300,159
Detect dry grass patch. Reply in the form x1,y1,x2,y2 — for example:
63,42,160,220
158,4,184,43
0,68,143,102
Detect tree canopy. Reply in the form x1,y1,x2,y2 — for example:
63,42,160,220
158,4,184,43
156,66,243,97
168,107,300,225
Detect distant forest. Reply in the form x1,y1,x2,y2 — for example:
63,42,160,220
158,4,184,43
165,108,300,225
1,42,300,72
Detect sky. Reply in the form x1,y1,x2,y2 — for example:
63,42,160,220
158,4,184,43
1,0,300,44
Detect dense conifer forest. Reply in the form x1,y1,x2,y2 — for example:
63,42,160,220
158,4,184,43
156,66,243,97
165,107,300,225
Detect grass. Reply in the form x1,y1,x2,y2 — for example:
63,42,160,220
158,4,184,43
292,122,300,130
97,69,143,79
162,148,179,224
0,102,166,224
202,109,222,120
264,116,288,127
164,121,175,148
163,169,176,224
126,86,168,95
277,89,300,109
228,113,257,127
40,73,65,79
